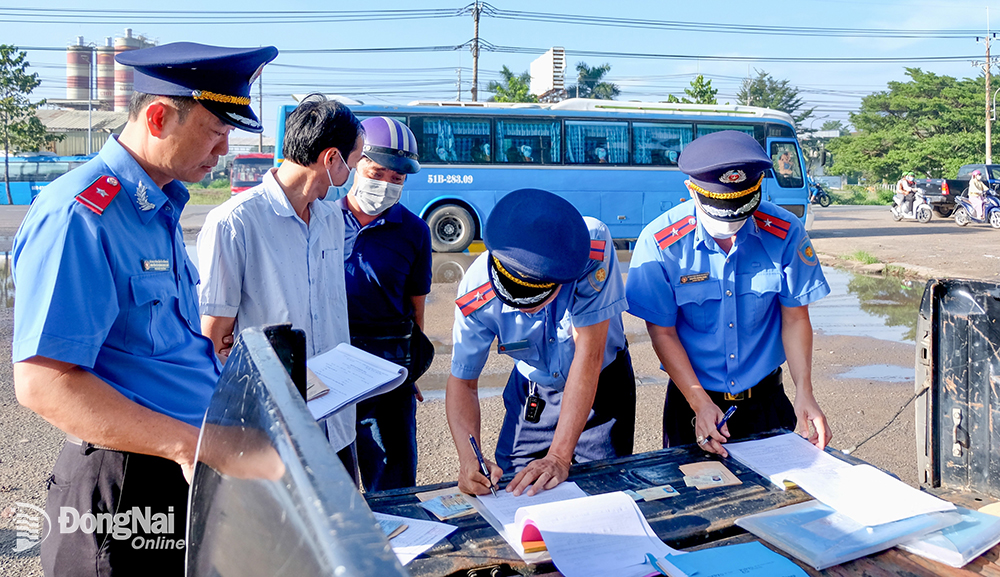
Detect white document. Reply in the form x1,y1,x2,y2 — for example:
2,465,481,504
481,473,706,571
372,512,456,566
514,492,685,577
785,464,955,527
472,481,589,562
305,343,408,419
725,432,852,489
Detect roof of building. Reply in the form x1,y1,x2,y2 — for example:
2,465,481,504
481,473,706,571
36,109,129,132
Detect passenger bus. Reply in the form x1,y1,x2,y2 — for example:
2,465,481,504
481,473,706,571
0,154,95,205
274,98,810,252
230,153,274,194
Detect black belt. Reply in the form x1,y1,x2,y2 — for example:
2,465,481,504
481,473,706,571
66,433,121,452
707,367,782,403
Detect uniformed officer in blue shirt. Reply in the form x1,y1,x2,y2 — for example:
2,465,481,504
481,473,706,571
625,131,832,458
12,42,276,576
448,189,635,497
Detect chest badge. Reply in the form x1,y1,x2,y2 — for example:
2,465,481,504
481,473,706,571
680,272,710,284
595,268,607,282
141,259,170,272
135,181,156,212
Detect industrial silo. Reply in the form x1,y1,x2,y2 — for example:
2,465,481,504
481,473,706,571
96,37,115,110
66,36,92,102
114,28,143,111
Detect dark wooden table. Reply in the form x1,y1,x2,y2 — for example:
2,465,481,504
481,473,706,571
365,434,1000,577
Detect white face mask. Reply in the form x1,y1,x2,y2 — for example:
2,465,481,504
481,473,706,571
695,203,748,239
354,175,403,216
324,151,350,199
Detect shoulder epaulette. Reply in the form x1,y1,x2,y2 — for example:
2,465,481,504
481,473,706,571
456,281,495,316
589,239,606,261
74,175,122,216
752,210,791,240
654,216,697,250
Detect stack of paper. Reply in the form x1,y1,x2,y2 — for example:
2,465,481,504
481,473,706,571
725,432,851,489
897,507,1000,568
372,512,456,566
658,541,808,577
736,500,961,570
305,343,408,419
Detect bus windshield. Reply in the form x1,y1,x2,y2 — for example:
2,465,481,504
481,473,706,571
275,99,810,252
231,154,274,193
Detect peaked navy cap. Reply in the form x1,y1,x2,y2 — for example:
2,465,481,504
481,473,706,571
116,42,278,133
485,188,589,288
678,130,773,221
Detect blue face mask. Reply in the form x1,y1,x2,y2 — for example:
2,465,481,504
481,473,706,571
325,165,354,201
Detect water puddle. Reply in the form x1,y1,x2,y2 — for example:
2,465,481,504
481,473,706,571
836,364,913,383
809,268,921,344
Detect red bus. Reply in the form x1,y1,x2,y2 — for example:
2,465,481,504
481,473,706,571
230,153,274,194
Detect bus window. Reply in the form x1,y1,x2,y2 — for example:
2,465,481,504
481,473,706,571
633,122,692,166
496,119,560,164
771,142,804,189
13,162,36,182
410,117,491,164
566,121,628,165
35,162,70,182
696,124,755,138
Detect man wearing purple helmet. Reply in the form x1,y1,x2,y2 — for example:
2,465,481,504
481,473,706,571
198,94,364,475
336,116,434,492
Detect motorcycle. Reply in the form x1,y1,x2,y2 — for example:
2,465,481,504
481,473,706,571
808,180,832,207
890,190,933,223
954,193,1000,228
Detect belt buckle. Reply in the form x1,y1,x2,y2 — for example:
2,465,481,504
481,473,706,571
723,390,746,402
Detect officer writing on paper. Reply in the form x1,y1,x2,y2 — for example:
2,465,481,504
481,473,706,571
447,189,635,496
625,131,832,458
12,43,276,576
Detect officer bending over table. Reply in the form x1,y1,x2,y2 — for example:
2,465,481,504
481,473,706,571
447,189,635,497
12,43,276,576
625,131,832,458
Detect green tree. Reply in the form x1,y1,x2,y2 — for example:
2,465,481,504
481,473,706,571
566,62,620,100
1,45,57,204
666,74,718,104
821,120,848,135
736,70,814,128
825,68,986,182
486,65,537,103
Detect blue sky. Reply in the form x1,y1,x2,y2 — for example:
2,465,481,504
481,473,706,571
7,0,1000,135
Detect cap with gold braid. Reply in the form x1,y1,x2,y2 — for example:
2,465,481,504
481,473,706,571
678,130,774,222
115,42,278,133
484,189,589,309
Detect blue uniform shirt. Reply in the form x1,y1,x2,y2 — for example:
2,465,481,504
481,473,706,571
626,200,829,395
12,136,221,428
451,217,627,389
336,199,432,325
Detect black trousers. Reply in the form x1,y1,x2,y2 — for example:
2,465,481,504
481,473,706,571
42,442,189,577
662,367,795,448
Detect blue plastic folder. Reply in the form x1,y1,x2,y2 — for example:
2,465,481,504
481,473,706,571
660,542,807,577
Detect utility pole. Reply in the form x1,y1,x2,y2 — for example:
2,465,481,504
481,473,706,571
457,67,462,101
977,8,997,163
471,0,480,102
258,71,263,153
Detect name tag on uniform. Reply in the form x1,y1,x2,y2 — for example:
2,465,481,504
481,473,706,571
498,340,529,354
679,272,709,284
141,259,170,272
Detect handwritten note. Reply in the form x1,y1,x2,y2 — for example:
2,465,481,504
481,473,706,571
372,512,456,566
305,343,407,419
725,433,851,489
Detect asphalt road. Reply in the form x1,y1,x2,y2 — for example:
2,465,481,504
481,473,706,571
1,202,998,574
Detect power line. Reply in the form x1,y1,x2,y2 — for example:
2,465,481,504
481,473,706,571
0,7,466,25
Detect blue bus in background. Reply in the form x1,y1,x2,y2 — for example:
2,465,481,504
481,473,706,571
275,98,810,252
0,154,95,205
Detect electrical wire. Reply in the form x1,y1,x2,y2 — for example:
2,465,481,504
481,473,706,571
841,385,929,455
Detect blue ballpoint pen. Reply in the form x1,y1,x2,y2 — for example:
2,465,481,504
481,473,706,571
469,434,497,497
717,405,737,431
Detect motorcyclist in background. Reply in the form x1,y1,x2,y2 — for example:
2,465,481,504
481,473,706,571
896,172,917,215
968,170,989,219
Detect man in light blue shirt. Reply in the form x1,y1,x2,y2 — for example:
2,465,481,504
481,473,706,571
198,95,364,468
626,131,831,458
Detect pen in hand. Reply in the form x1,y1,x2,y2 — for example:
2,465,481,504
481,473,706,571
717,405,737,432
469,434,497,497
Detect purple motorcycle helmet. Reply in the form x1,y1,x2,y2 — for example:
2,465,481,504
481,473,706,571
360,116,420,174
